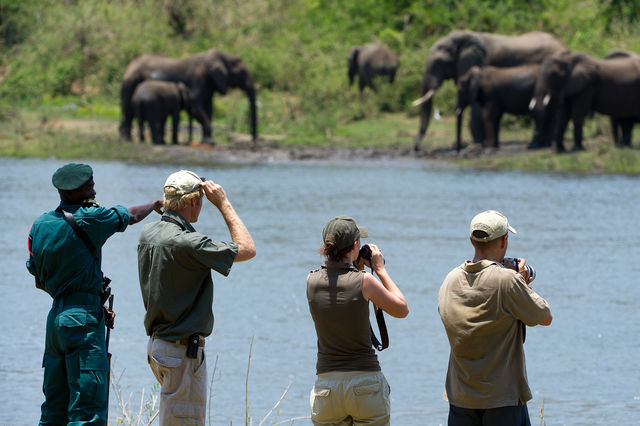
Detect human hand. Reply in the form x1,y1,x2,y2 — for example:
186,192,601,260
516,257,534,284
104,305,116,329
201,180,229,209
367,244,385,273
153,199,164,215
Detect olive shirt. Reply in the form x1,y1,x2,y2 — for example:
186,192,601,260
137,210,238,342
307,261,380,374
27,201,130,297
438,260,551,409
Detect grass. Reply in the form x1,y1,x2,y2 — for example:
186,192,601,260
2,101,640,174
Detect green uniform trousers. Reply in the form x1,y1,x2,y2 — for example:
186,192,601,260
40,293,109,426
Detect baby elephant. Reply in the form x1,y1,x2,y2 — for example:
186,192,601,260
456,64,540,150
348,43,398,92
132,80,192,145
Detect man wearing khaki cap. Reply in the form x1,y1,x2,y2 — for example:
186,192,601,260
438,210,552,426
27,163,163,425
138,170,255,425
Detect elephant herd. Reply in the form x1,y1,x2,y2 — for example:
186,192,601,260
412,30,640,153
119,49,257,146
119,31,640,153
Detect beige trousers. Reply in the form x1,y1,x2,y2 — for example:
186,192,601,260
147,336,207,425
310,370,391,425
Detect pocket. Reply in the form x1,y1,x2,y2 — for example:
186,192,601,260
353,382,379,396
310,385,336,422
351,377,390,421
58,311,88,328
77,351,109,406
58,307,100,328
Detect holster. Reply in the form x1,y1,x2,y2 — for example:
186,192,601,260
186,334,200,359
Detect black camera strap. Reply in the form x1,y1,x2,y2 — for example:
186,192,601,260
370,305,389,351
367,268,389,352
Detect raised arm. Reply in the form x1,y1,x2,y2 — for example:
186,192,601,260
361,244,408,318
201,180,256,262
128,199,164,224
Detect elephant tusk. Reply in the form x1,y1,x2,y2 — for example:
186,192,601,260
411,89,434,107
528,98,536,111
543,93,551,107
455,108,462,116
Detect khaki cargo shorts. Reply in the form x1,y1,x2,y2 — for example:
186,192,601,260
310,370,391,425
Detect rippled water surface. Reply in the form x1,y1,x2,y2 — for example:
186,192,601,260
1,157,639,425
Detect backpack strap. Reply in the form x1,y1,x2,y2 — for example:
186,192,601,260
161,215,187,231
56,207,97,259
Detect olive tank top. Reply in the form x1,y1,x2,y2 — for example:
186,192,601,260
307,260,380,374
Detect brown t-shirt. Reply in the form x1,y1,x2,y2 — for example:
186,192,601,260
438,260,551,409
307,261,380,374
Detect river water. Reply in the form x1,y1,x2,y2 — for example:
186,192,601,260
1,156,639,425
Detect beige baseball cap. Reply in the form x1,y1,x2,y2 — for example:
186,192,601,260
164,170,203,196
470,210,517,242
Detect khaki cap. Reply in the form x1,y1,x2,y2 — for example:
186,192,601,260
164,170,202,196
322,216,369,252
470,210,517,242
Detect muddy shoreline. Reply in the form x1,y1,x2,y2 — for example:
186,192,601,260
136,139,520,165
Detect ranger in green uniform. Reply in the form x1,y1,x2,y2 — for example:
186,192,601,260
26,163,162,425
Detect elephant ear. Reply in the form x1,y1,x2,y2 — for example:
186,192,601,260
566,53,598,94
208,59,229,95
455,32,487,79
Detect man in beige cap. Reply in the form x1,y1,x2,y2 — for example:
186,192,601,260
137,170,255,425
438,210,552,426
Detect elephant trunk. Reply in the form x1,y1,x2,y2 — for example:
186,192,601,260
245,86,258,145
413,94,433,152
455,107,463,152
413,73,441,151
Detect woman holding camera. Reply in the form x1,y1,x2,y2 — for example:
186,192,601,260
306,216,409,426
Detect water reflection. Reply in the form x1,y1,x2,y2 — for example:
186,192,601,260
1,157,639,425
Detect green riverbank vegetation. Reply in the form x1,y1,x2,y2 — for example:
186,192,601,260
2,0,640,173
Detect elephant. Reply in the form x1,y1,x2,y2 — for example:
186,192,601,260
411,30,567,151
348,43,398,92
132,80,192,145
455,64,540,150
120,49,257,146
604,49,640,147
531,50,640,152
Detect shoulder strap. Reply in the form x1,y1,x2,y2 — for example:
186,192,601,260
370,305,389,351
56,207,97,259
161,215,187,231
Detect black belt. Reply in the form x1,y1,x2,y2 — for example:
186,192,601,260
176,336,205,347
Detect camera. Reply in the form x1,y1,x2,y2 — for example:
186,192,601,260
357,244,385,265
503,257,536,281
358,244,372,262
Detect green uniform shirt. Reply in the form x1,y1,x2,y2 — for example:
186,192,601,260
137,210,238,341
27,201,130,298
438,260,551,409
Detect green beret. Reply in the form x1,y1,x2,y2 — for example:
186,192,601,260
52,163,93,190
